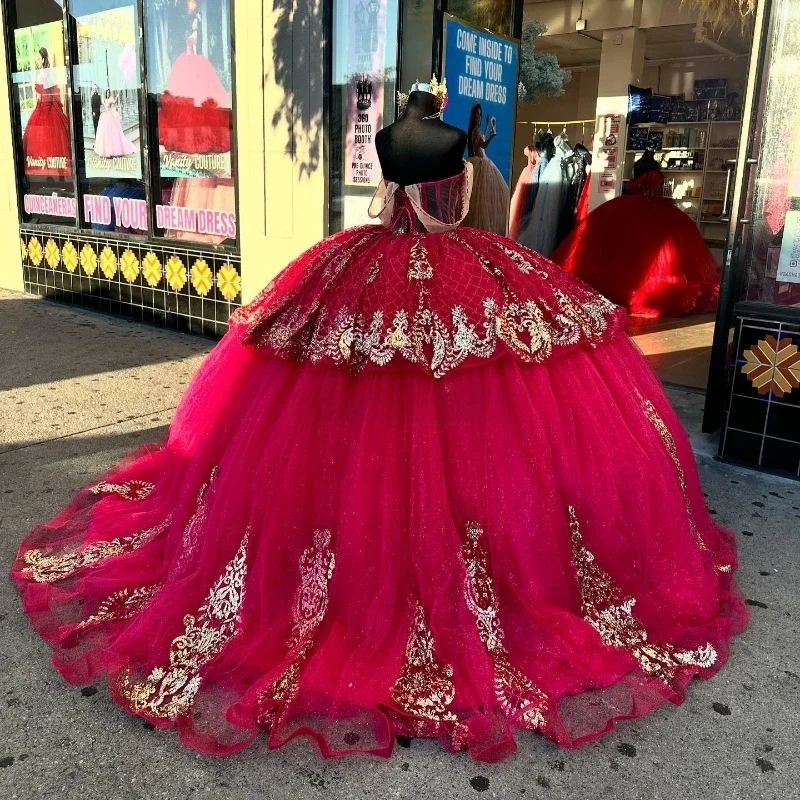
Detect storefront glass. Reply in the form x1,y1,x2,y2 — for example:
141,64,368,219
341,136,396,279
145,0,237,246
5,0,238,246
738,0,800,306
72,0,147,234
9,1,77,227
329,0,400,231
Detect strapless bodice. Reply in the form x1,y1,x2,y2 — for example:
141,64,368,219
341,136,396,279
368,163,473,234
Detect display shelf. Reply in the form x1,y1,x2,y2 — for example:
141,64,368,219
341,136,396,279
625,116,743,246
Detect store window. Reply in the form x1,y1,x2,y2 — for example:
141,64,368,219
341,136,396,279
145,0,237,246
71,0,147,235
330,0,400,231
9,1,76,226
5,0,238,247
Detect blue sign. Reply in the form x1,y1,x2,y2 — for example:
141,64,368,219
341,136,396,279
442,16,519,186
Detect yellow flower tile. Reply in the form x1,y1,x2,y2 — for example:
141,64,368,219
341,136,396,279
142,252,162,287
100,246,117,279
62,241,78,273
217,263,241,302
28,237,43,266
45,239,60,269
120,249,140,283
166,255,187,292
81,244,97,276
191,259,213,296
20,237,27,263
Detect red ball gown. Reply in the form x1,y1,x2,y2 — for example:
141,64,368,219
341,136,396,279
552,171,720,319
12,163,746,762
23,76,72,177
158,32,232,155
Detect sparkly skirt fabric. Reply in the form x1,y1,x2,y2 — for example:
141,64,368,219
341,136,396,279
12,223,746,762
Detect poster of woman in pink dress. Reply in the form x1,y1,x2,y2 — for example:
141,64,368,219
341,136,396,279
75,3,143,181
147,0,236,245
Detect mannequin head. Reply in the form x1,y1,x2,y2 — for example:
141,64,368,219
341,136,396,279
37,48,49,70
633,150,661,178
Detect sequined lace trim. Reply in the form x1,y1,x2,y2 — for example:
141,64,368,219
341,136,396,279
90,479,155,501
75,584,161,631
22,516,172,584
462,522,549,731
257,529,336,730
115,530,250,720
264,288,619,380
569,506,718,682
640,398,710,552
391,602,458,726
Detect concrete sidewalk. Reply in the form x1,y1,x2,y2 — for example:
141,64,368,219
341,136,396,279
0,290,796,800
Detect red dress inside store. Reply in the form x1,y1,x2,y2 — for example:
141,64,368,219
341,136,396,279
552,160,720,319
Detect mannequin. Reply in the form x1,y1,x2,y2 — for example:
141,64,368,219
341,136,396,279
375,90,466,186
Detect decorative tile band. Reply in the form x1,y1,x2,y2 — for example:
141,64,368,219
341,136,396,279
20,227,241,338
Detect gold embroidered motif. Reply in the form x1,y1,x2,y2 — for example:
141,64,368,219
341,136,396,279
392,602,458,724
568,506,717,681
462,522,549,730
90,479,155,501
115,530,250,719
22,517,172,584
367,258,381,284
76,584,160,631
407,239,433,280
235,230,622,379
641,398,708,551
257,530,336,729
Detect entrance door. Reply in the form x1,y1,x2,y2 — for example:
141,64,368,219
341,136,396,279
704,0,800,432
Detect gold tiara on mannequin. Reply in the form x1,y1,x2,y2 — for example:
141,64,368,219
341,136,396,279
397,75,449,118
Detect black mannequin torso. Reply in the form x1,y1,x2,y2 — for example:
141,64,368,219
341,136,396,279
375,91,467,186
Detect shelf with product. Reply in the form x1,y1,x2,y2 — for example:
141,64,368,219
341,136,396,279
624,118,742,250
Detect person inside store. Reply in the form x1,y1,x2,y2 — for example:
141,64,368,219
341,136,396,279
551,149,720,319
12,80,745,764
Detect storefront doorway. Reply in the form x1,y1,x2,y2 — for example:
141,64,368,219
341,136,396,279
514,6,753,391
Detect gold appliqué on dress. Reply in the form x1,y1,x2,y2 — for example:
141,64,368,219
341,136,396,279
257,529,336,730
391,602,458,725
90,479,155,501
407,239,433,280
640,398,708,551
22,517,172,584
76,584,161,631
462,522,549,731
568,506,717,681
115,530,250,720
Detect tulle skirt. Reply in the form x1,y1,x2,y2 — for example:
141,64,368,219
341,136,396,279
23,96,72,177
94,110,136,159
12,331,746,761
552,195,720,319
464,156,509,235
158,54,232,155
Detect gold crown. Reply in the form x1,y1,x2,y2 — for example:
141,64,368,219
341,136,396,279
397,75,448,116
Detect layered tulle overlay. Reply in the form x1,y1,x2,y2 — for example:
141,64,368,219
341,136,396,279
12,168,746,762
